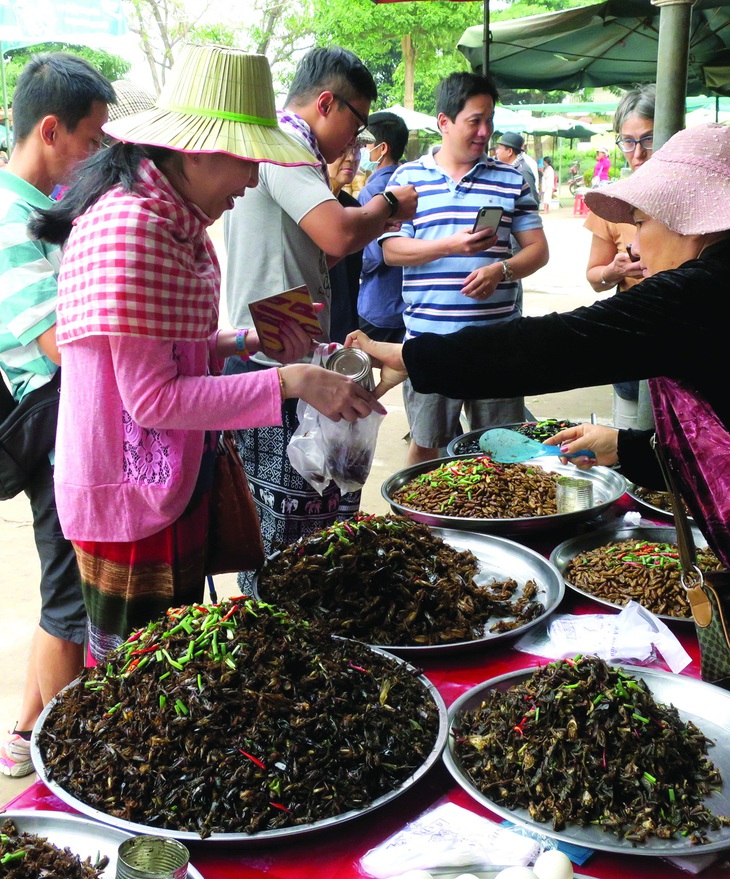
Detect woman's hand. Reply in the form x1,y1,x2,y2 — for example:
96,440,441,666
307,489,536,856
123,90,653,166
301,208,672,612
544,423,620,469
279,364,387,423
344,330,408,399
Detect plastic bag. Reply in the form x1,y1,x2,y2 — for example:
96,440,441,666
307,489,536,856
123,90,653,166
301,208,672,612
286,345,385,496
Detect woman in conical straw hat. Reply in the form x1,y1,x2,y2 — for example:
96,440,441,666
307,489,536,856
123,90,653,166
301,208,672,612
31,44,384,662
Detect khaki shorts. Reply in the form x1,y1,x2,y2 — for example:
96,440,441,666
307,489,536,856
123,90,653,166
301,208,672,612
403,379,524,450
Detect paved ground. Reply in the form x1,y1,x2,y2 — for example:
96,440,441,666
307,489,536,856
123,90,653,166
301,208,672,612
0,200,613,806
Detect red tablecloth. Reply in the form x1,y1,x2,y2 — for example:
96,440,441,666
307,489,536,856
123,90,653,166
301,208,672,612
5,501,730,878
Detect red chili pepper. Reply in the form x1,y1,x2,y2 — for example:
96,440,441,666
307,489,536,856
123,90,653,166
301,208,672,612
348,662,369,674
130,644,158,656
269,802,291,813
343,522,355,536
239,749,266,769
220,605,238,623
126,629,144,644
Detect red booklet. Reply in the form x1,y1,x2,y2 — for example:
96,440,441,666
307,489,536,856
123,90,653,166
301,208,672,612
249,285,322,354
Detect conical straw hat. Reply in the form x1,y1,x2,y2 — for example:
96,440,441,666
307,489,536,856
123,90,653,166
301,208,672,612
103,45,316,167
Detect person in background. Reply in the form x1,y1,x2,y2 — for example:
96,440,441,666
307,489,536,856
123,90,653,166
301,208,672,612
494,132,538,202
540,156,556,212
592,146,611,186
328,137,367,343
223,46,417,593
379,71,548,467
0,52,114,778
30,45,383,665
357,110,410,343
585,84,655,430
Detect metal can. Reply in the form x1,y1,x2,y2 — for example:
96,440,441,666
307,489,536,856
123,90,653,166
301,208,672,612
556,475,594,513
325,347,375,391
116,836,189,879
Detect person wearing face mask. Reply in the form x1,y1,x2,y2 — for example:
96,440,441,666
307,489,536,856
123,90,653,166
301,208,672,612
356,111,410,343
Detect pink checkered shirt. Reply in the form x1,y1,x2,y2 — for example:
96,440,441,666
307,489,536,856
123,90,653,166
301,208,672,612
56,159,220,344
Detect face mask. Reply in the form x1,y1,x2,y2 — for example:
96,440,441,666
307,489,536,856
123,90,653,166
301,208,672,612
359,144,382,173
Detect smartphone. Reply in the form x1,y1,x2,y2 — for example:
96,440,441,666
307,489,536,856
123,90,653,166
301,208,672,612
472,205,504,234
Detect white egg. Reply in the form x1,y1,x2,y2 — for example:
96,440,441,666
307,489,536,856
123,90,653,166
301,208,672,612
532,849,574,879
494,868,538,879
454,874,482,879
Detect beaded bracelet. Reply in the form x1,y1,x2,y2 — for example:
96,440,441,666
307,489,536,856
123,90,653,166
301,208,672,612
235,328,250,361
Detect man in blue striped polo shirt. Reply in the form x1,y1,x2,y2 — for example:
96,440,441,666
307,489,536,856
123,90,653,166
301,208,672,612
381,72,549,466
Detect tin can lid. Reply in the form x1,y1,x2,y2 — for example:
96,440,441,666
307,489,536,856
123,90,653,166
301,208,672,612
326,347,372,383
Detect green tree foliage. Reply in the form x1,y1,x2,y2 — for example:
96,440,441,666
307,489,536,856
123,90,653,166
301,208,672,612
3,44,130,97
302,0,476,113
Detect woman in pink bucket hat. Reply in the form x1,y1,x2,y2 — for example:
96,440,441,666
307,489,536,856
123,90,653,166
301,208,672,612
345,123,730,569
28,45,384,662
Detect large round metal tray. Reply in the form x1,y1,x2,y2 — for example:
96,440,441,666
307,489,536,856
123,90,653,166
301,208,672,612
31,646,448,844
627,482,695,523
382,455,627,535
447,420,578,457
550,524,710,622
0,811,205,877
254,528,564,657
444,666,730,856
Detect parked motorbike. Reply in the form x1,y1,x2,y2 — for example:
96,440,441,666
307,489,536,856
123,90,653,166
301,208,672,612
568,161,586,196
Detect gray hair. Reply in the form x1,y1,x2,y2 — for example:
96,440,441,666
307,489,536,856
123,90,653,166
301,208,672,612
613,84,656,133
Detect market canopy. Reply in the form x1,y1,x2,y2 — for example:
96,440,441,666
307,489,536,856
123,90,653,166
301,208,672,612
521,114,603,139
457,0,730,95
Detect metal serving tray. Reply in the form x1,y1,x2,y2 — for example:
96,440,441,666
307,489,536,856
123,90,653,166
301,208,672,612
627,482,695,524
0,810,205,877
549,524,710,622
444,666,730,856
31,647,448,845
254,527,564,657
382,455,627,536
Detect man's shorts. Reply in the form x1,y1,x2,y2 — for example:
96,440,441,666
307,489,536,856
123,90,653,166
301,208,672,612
26,461,86,644
403,379,524,450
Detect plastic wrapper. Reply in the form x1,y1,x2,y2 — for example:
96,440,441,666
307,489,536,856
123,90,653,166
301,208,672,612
359,801,540,878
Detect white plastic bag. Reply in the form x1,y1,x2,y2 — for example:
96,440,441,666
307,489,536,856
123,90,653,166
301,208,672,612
286,345,384,496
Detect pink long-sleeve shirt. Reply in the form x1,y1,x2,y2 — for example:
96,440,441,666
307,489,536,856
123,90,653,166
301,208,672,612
54,335,282,542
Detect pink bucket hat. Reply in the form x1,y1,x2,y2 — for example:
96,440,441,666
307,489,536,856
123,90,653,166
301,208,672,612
585,123,730,234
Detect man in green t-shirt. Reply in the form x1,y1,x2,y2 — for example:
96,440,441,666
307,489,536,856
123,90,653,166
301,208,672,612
0,53,114,778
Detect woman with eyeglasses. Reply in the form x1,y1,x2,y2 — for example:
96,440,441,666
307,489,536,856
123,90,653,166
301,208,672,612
328,138,366,343
584,84,655,428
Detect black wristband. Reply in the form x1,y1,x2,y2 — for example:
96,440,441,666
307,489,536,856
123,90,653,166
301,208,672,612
380,190,399,218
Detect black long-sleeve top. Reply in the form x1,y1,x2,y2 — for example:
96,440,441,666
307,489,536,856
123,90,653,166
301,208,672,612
403,239,730,487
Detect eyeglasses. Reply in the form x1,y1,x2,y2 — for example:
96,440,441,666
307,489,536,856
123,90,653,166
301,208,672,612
343,144,362,158
615,134,654,153
334,95,368,136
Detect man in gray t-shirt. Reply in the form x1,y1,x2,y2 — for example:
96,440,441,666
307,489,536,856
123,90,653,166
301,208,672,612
224,47,416,591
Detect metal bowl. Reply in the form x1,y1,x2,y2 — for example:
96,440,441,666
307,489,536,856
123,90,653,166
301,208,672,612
444,666,730,856
31,646,448,845
550,524,709,622
254,527,564,657
382,455,627,535
627,482,695,524
447,420,579,457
